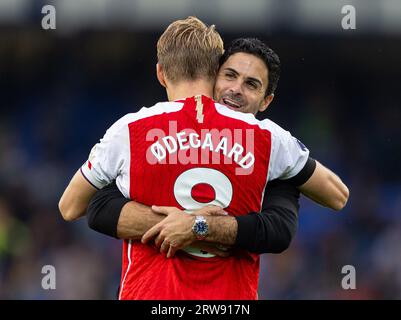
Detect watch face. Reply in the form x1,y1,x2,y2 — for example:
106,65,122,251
193,218,208,237
195,221,208,235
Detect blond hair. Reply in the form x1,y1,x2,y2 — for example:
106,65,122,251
157,16,224,83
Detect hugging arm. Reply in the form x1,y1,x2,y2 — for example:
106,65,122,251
87,179,300,254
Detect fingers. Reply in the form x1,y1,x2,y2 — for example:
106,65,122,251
155,233,164,248
160,239,170,254
195,205,226,216
167,243,178,258
142,223,162,244
208,209,227,216
142,222,180,258
152,205,175,215
159,239,179,258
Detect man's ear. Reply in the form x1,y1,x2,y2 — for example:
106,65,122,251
156,63,167,88
259,94,274,112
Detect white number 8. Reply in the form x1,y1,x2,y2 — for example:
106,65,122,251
174,168,233,257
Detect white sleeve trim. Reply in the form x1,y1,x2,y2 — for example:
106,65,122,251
80,162,104,190
267,122,310,181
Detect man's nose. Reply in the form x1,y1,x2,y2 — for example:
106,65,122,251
228,81,243,95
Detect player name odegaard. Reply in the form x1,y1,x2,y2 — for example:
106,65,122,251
149,130,255,169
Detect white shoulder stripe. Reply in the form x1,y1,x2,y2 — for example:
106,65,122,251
214,103,280,133
116,101,185,127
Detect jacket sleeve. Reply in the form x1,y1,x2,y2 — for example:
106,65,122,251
235,179,300,253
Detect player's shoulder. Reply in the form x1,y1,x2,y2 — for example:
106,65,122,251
214,102,288,136
109,100,185,129
144,100,185,115
126,100,185,123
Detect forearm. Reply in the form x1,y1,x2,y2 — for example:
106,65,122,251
117,202,164,240
223,179,299,253
87,179,300,255
87,182,163,239
299,161,349,210
59,170,97,221
204,206,297,253
204,215,238,246
235,206,297,254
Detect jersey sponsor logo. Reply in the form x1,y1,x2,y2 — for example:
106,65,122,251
145,120,255,175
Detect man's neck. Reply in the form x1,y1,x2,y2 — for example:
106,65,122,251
167,79,214,101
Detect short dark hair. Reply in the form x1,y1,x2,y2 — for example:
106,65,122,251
220,38,281,97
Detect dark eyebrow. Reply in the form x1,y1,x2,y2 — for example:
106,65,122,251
223,67,239,76
224,67,263,87
246,77,263,88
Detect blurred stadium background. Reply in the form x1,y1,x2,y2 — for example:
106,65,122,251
0,0,400,299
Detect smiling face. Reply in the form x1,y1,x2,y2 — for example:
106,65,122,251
214,52,274,115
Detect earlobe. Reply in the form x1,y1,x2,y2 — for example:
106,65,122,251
156,63,167,88
259,94,274,112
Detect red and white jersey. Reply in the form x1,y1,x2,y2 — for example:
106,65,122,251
81,95,309,300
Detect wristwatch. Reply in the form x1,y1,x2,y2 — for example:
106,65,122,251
192,215,209,240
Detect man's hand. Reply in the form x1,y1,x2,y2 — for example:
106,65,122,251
141,206,195,258
190,205,227,217
141,205,226,258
